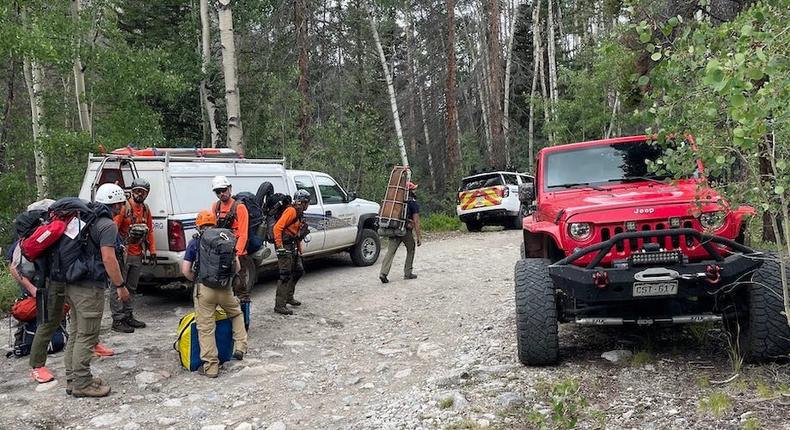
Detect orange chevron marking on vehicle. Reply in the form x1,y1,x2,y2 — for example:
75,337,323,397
459,186,504,210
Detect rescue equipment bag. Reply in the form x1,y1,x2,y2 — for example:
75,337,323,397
11,296,70,323
6,319,67,358
21,197,93,261
173,309,234,371
48,200,113,283
14,209,48,240
196,228,237,289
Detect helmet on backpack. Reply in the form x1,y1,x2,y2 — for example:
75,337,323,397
131,177,151,191
95,183,126,204
294,189,311,204
212,176,231,191
196,210,217,228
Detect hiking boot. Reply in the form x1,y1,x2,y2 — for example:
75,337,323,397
199,365,218,378
31,367,54,383
66,378,103,395
93,343,114,357
125,316,147,329
286,298,301,306
274,306,293,315
71,380,111,398
404,274,418,280
112,320,135,333
233,350,244,360
379,274,389,284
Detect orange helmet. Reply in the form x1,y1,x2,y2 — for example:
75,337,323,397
196,210,217,228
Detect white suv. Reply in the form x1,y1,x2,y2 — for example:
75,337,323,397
456,171,534,231
78,151,381,285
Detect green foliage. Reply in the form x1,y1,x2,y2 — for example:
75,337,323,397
698,391,733,418
532,377,589,430
639,2,790,249
0,263,18,316
421,213,462,232
630,350,655,366
742,416,761,430
438,396,454,409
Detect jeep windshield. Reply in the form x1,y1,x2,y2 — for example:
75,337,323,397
544,141,669,190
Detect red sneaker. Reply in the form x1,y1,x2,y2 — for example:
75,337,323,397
93,343,114,357
31,367,54,383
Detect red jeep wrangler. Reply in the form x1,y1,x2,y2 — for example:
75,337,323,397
515,135,790,365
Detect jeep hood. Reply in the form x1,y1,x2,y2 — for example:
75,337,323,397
543,180,721,222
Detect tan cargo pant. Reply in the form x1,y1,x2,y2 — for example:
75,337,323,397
194,283,248,375
64,284,104,389
379,229,416,277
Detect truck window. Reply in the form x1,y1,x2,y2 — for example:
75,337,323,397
460,173,502,191
502,174,518,186
316,175,346,205
294,175,318,205
519,175,532,184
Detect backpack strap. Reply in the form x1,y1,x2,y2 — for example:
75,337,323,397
125,201,150,225
215,200,238,228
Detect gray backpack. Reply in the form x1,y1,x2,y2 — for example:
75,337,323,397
197,228,237,289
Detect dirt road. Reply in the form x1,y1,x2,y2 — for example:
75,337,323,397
1,230,789,429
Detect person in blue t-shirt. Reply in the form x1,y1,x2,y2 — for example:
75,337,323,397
379,181,422,283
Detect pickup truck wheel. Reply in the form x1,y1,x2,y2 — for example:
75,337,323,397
350,228,380,266
465,220,483,232
731,253,790,362
514,258,559,366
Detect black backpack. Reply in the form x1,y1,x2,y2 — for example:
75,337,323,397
14,209,48,239
263,193,293,243
197,228,237,289
48,199,112,283
233,192,264,253
6,319,67,358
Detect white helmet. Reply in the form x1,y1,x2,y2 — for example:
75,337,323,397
212,175,231,191
95,183,126,204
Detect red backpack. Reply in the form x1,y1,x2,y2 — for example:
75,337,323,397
19,197,93,261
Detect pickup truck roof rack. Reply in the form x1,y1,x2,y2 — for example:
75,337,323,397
88,153,286,165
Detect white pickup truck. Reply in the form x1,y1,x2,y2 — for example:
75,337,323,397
78,150,381,285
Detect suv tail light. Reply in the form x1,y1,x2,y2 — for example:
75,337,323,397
168,220,186,252
502,187,510,198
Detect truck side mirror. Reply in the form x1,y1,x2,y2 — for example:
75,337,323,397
345,191,357,203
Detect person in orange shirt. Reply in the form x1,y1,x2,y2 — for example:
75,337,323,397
111,177,156,333
273,189,311,315
211,176,253,309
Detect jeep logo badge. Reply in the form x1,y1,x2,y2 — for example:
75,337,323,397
634,208,655,214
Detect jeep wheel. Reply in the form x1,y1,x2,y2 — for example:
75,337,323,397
514,258,559,366
350,228,380,266
731,253,790,362
465,220,483,232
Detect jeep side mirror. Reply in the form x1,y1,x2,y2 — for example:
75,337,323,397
518,183,534,204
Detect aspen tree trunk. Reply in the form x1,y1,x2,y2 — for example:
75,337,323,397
71,0,91,136
405,11,418,160
605,91,619,139
503,0,523,167
416,62,436,191
539,45,552,146
217,0,244,153
445,0,460,177
200,0,220,148
0,59,16,173
370,16,409,168
23,59,49,198
527,0,542,170
546,0,559,116
487,0,505,170
464,19,492,154
294,0,310,148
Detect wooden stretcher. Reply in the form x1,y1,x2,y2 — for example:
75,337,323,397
378,166,409,234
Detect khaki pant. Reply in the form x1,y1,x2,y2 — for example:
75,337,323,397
379,229,416,277
274,249,303,308
29,281,66,369
232,255,253,303
194,283,248,375
64,284,105,389
109,254,142,322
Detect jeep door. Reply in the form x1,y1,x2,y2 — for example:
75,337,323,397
292,174,326,253
315,174,358,250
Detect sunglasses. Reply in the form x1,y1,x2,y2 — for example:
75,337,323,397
214,187,229,195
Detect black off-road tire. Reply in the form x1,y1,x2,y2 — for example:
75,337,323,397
465,220,483,232
514,258,560,366
737,254,790,362
350,228,380,266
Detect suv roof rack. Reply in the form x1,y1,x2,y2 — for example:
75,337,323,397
88,153,286,165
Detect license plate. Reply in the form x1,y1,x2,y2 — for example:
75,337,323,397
633,281,678,297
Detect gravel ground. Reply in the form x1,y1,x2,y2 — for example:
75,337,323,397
1,229,789,430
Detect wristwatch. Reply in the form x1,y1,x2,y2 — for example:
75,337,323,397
115,282,126,289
